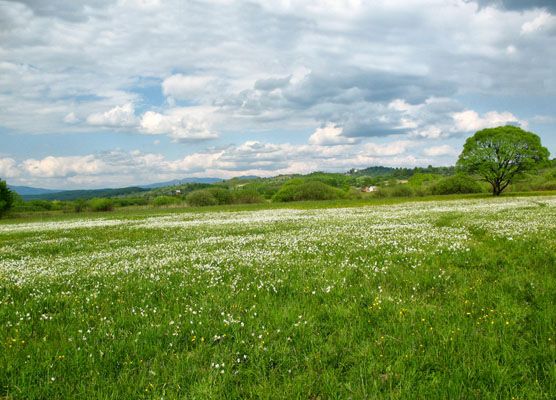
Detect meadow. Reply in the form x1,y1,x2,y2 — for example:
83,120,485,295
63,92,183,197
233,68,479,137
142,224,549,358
1,196,555,399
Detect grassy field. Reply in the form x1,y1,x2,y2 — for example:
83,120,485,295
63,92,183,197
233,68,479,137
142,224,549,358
1,196,555,399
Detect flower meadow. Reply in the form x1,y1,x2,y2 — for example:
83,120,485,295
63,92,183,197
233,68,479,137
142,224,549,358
1,196,555,399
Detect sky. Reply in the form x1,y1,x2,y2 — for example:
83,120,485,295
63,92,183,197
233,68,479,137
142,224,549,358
0,0,555,189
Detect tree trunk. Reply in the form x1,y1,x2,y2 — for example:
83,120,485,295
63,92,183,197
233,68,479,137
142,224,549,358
491,182,502,196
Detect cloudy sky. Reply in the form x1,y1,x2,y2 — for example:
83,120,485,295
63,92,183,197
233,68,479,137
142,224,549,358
1,0,555,188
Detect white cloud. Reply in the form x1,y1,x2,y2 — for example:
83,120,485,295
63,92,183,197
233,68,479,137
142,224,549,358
139,107,218,141
422,144,458,157
162,74,214,100
63,112,79,124
86,103,137,127
362,141,413,157
531,115,556,124
22,155,106,178
2,0,554,140
0,158,20,179
521,11,556,34
308,124,358,146
452,110,526,132
505,45,517,55
388,99,419,113
412,126,444,139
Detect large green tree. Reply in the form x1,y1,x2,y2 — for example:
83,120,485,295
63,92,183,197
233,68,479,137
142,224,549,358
457,125,550,196
0,179,15,217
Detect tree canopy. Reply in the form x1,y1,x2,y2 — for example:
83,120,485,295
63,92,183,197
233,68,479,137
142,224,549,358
457,126,550,196
0,179,15,217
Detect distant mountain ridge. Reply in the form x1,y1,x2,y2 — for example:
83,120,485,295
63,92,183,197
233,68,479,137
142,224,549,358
8,185,61,196
9,177,225,200
21,187,149,201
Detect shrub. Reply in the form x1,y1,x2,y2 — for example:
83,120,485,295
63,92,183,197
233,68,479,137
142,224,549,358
539,180,556,191
186,190,218,207
208,188,233,205
232,189,264,204
24,200,54,211
431,175,483,195
88,198,114,212
152,196,180,207
346,187,363,199
412,186,433,197
387,185,414,197
272,181,345,202
408,173,442,187
73,199,87,212
113,197,149,207
369,188,388,198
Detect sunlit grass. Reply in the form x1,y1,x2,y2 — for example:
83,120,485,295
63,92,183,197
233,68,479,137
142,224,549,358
1,196,555,398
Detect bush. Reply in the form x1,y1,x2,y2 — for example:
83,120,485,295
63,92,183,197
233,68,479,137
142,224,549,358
208,188,233,205
152,196,180,207
369,188,388,198
23,200,54,211
431,175,483,195
272,181,345,202
73,199,87,212
408,173,442,187
113,197,149,207
186,190,218,207
232,189,264,204
539,180,556,191
88,198,114,212
346,187,364,199
387,185,414,197
412,186,432,197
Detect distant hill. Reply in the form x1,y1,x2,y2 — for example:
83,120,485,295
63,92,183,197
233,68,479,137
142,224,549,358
13,177,224,201
348,166,398,176
9,185,61,196
349,165,455,178
140,177,223,189
229,175,260,181
22,187,149,201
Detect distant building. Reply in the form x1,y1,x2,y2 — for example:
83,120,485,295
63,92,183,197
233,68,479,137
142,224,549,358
361,186,378,192
174,189,182,195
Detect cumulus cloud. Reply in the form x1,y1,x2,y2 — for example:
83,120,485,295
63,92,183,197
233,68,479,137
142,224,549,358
521,11,556,34
82,102,219,141
362,141,414,157
22,155,106,178
422,145,459,157
452,110,525,132
139,107,218,142
86,103,137,127
308,124,358,146
0,158,19,178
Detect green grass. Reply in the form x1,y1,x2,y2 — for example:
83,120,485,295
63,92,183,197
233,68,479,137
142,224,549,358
1,196,555,399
